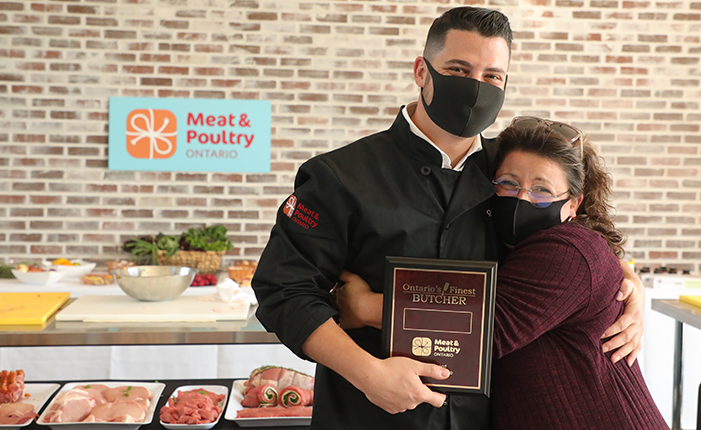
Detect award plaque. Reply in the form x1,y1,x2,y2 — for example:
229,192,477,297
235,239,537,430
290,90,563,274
382,256,497,395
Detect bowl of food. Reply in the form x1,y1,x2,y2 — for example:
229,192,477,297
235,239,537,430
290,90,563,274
226,260,257,286
42,259,97,278
105,259,135,274
112,266,198,302
12,264,67,285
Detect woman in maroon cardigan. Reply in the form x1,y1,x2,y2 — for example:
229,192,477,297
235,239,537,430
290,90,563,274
335,117,668,430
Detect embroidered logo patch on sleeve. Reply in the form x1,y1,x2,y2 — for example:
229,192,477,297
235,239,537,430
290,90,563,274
283,195,297,218
282,194,319,230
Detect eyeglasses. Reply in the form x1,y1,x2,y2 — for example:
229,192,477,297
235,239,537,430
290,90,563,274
492,177,569,208
510,116,584,157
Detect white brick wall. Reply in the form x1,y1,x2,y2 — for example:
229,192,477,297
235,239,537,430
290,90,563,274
0,0,699,272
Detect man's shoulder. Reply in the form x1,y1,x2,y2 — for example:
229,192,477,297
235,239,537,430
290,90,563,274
305,126,400,168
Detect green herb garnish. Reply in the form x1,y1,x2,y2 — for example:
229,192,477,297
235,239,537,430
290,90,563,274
123,386,133,396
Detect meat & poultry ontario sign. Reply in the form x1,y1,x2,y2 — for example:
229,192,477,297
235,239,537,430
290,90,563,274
108,97,271,172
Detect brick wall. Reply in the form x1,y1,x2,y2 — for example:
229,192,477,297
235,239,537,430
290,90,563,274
0,0,699,273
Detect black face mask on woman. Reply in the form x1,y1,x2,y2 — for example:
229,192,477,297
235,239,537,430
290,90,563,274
421,58,505,137
491,196,568,246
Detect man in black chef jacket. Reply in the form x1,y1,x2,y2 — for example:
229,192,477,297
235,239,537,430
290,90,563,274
252,7,643,430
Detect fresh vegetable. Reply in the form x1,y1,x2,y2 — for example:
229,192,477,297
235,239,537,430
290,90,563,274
123,237,160,265
191,273,218,287
182,225,233,252
155,233,180,257
0,264,15,278
123,225,233,264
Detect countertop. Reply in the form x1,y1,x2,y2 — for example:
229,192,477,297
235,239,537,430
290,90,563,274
0,278,279,347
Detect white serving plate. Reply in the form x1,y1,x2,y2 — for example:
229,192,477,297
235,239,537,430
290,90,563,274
11,270,66,286
36,381,165,430
224,380,311,427
41,261,97,278
0,383,61,430
159,385,228,430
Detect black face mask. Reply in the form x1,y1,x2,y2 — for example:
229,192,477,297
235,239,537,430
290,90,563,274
421,58,506,137
491,196,568,246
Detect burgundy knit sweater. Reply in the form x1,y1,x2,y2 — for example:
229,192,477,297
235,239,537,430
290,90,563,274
491,222,668,430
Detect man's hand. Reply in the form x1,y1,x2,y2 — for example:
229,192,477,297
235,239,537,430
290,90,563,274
335,270,383,330
601,262,645,366
303,319,449,415
353,356,449,414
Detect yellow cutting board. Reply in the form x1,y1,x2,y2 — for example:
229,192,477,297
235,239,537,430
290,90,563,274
680,295,701,309
0,292,71,325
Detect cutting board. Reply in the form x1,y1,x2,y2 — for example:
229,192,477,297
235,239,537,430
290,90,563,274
680,295,701,309
0,292,71,325
55,294,250,322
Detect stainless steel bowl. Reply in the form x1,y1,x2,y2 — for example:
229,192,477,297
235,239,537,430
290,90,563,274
112,265,198,301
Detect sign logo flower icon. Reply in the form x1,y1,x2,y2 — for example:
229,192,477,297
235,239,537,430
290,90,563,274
412,337,432,357
126,108,177,159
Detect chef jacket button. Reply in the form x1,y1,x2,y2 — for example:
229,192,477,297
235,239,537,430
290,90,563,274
420,166,431,176
443,397,449,407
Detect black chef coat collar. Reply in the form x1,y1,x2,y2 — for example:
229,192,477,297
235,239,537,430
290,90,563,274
388,107,449,169
388,108,497,224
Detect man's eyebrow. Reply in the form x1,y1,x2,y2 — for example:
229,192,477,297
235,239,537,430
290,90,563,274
445,59,507,75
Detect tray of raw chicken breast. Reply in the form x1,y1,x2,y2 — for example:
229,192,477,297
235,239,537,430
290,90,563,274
36,381,165,430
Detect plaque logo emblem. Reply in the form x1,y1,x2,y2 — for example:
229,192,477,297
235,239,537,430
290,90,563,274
412,337,432,357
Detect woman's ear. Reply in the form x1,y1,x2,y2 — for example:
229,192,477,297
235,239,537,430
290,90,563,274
568,194,584,219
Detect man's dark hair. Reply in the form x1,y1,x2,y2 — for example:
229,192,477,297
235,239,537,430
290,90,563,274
423,7,513,59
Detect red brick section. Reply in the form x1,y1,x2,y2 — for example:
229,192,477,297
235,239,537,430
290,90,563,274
0,1,699,273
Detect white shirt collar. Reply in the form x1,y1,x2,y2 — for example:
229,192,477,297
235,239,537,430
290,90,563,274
401,102,482,171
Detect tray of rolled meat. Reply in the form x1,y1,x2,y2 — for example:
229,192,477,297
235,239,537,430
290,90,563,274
159,385,228,429
224,366,314,427
36,381,165,430
1,370,60,429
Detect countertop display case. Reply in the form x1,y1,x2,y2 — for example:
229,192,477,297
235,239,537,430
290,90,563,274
17,378,310,430
0,278,315,393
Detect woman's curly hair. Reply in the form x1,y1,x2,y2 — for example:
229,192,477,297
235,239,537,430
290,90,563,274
494,122,626,258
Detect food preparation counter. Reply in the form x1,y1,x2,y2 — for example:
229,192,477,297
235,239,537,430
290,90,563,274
0,279,279,346
0,278,316,383
21,378,310,430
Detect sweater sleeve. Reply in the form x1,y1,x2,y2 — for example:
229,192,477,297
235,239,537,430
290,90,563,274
252,158,355,360
492,227,594,358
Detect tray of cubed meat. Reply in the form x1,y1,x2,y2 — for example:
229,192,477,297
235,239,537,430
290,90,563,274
224,366,314,427
36,381,165,430
0,370,60,430
159,386,228,429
